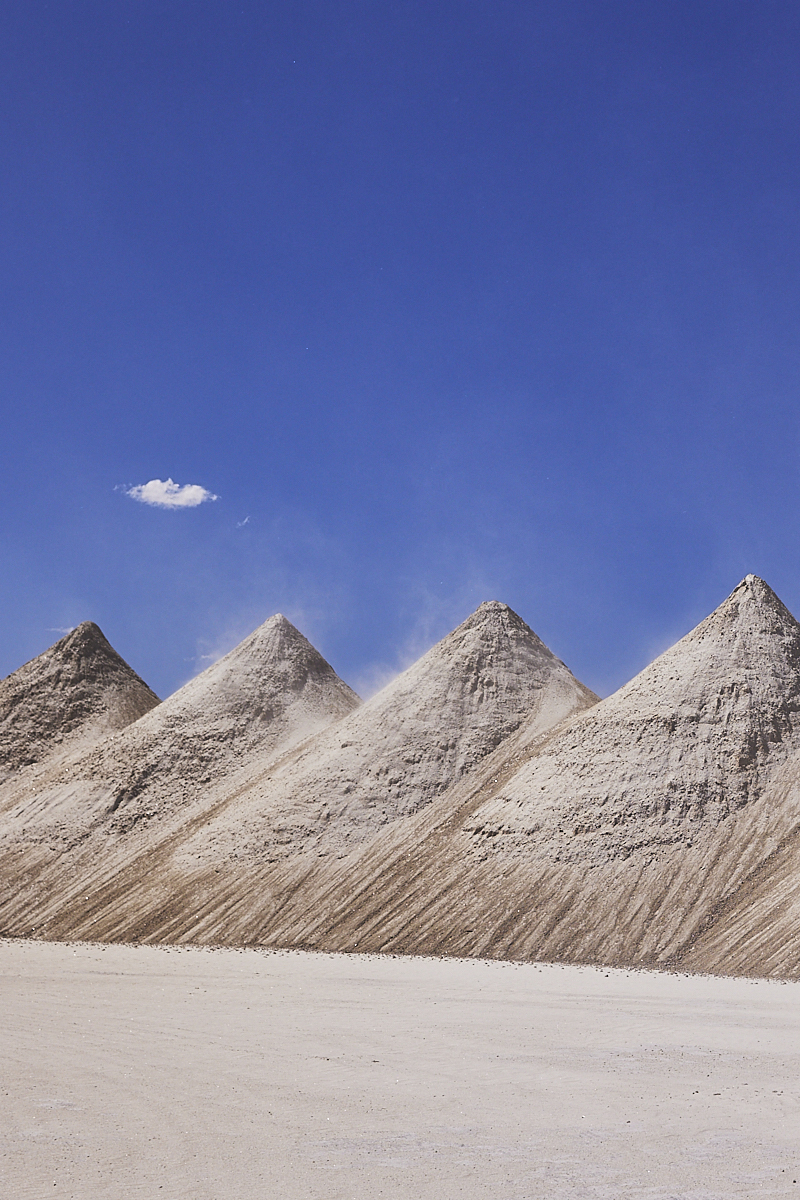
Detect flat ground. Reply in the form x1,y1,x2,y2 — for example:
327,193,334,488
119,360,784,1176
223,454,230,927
1,942,798,1199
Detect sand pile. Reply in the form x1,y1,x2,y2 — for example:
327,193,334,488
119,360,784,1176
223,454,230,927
0,602,595,942
170,600,599,868
0,622,159,785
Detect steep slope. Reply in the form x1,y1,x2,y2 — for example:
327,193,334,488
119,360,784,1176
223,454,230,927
243,575,800,976
0,623,159,785
0,601,597,942
677,753,800,977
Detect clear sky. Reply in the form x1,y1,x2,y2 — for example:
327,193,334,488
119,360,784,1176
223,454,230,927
3,1,800,700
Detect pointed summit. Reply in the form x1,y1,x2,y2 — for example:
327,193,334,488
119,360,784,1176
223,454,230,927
369,599,597,756
0,623,159,779
682,573,800,651
152,612,359,729
725,572,788,608
428,599,570,685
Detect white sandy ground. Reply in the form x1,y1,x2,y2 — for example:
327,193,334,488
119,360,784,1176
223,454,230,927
1,943,799,1199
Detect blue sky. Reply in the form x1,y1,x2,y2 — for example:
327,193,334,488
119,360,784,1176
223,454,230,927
3,1,800,699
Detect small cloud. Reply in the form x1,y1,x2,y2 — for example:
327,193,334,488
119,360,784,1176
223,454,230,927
236,516,251,527
123,478,219,509
46,626,76,634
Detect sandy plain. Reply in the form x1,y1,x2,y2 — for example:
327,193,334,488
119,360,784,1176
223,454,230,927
1,942,798,1199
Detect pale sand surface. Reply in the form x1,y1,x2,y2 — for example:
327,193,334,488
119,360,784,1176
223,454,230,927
1,942,798,1199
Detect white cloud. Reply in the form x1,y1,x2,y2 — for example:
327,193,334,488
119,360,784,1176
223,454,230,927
125,478,219,509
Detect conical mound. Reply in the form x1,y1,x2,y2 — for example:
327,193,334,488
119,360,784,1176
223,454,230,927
173,600,598,871
0,614,360,849
0,623,159,782
127,612,359,751
255,575,800,976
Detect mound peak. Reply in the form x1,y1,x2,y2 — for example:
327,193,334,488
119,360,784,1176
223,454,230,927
373,600,570,697
423,600,556,659
605,574,800,722
150,612,358,726
467,599,520,618
60,621,113,653
695,573,798,636
0,623,160,780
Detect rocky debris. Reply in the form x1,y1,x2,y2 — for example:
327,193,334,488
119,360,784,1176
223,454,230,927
0,623,159,783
